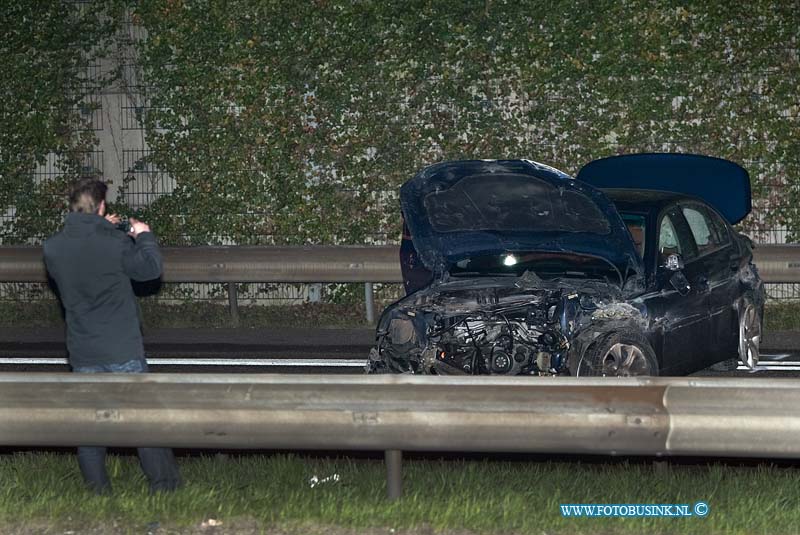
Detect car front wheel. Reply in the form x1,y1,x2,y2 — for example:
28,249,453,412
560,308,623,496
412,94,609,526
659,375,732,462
573,329,659,377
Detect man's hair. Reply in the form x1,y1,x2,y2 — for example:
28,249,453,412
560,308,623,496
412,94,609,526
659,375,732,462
69,179,107,214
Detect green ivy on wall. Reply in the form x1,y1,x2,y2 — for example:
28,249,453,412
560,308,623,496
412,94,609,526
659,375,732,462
0,1,117,243
2,0,799,245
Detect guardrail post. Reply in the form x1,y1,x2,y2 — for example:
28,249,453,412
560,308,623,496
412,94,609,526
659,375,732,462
227,282,240,327
385,449,402,500
365,282,375,324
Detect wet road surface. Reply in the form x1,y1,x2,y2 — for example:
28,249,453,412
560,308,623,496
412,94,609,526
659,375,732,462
2,327,800,376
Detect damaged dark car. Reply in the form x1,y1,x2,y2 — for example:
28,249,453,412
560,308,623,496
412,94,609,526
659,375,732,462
367,154,765,377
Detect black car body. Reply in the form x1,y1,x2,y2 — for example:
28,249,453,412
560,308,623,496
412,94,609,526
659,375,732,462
368,154,765,377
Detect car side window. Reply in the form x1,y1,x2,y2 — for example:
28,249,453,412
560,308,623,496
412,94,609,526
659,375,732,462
621,214,646,259
658,214,682,260
702,205,731,246
681,205,727,256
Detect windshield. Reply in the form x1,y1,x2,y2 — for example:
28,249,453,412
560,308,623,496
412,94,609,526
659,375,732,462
448,251,622,284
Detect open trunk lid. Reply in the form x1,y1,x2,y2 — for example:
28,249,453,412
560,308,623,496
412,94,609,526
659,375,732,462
577,153,751,224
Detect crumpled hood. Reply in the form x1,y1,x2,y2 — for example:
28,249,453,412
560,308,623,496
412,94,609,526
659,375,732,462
400,160,644,281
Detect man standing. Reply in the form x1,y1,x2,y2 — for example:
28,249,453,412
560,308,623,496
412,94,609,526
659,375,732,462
43,178,181,495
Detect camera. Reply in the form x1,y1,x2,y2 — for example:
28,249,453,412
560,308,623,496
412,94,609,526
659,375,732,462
115,219,132,233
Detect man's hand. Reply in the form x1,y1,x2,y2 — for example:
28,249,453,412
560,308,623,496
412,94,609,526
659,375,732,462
129,218,151,238
104,213,121,225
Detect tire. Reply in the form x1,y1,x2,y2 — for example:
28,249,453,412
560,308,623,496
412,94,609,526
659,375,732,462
572,328,659,377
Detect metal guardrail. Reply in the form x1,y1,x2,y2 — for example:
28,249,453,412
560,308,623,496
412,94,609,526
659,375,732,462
747,244,800,284
0,245,402,324
1,374,799,498
1,244,798,323
2,244,798,283
0,246,403,283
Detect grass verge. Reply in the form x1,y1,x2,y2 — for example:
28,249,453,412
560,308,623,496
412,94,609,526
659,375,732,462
763,301,800,332
0,300,382,330
1,300,800,332
0,452,798,534
138,301,377,329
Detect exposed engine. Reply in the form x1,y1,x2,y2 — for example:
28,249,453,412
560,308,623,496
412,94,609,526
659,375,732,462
370,285,585,376
423,312,568,375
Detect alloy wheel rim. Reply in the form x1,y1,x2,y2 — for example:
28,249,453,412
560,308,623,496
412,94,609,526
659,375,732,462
600,343,652,377
739,304,761,369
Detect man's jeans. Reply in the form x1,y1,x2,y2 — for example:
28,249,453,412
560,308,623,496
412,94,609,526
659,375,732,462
73,359,181,494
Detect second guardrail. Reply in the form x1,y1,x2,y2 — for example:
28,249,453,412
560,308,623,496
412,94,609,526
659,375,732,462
3,244,799,283
1,244,798,323
2,374,800,498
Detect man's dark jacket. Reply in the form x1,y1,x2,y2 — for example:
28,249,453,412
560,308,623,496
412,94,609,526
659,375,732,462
43,212,162,368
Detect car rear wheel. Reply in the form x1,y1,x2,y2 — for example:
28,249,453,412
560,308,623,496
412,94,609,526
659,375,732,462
739,301,761,369
574,329,658,377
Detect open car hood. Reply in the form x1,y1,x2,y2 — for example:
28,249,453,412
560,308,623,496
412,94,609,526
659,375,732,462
400,160,644,281
576,153,751,224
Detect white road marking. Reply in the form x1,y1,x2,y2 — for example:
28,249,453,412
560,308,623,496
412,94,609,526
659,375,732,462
760,353,793,360
737,365,800,372
0,357,366,367
3,356,800,372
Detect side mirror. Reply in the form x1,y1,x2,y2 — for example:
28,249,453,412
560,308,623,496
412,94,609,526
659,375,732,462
663,253,684,271
669,271,691,296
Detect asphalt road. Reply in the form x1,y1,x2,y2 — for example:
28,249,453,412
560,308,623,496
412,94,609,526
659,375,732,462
2,326,800,377
0,326,371,374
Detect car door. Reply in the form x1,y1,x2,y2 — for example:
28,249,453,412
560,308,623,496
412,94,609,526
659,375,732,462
679,202,739,365
648,207,711,374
